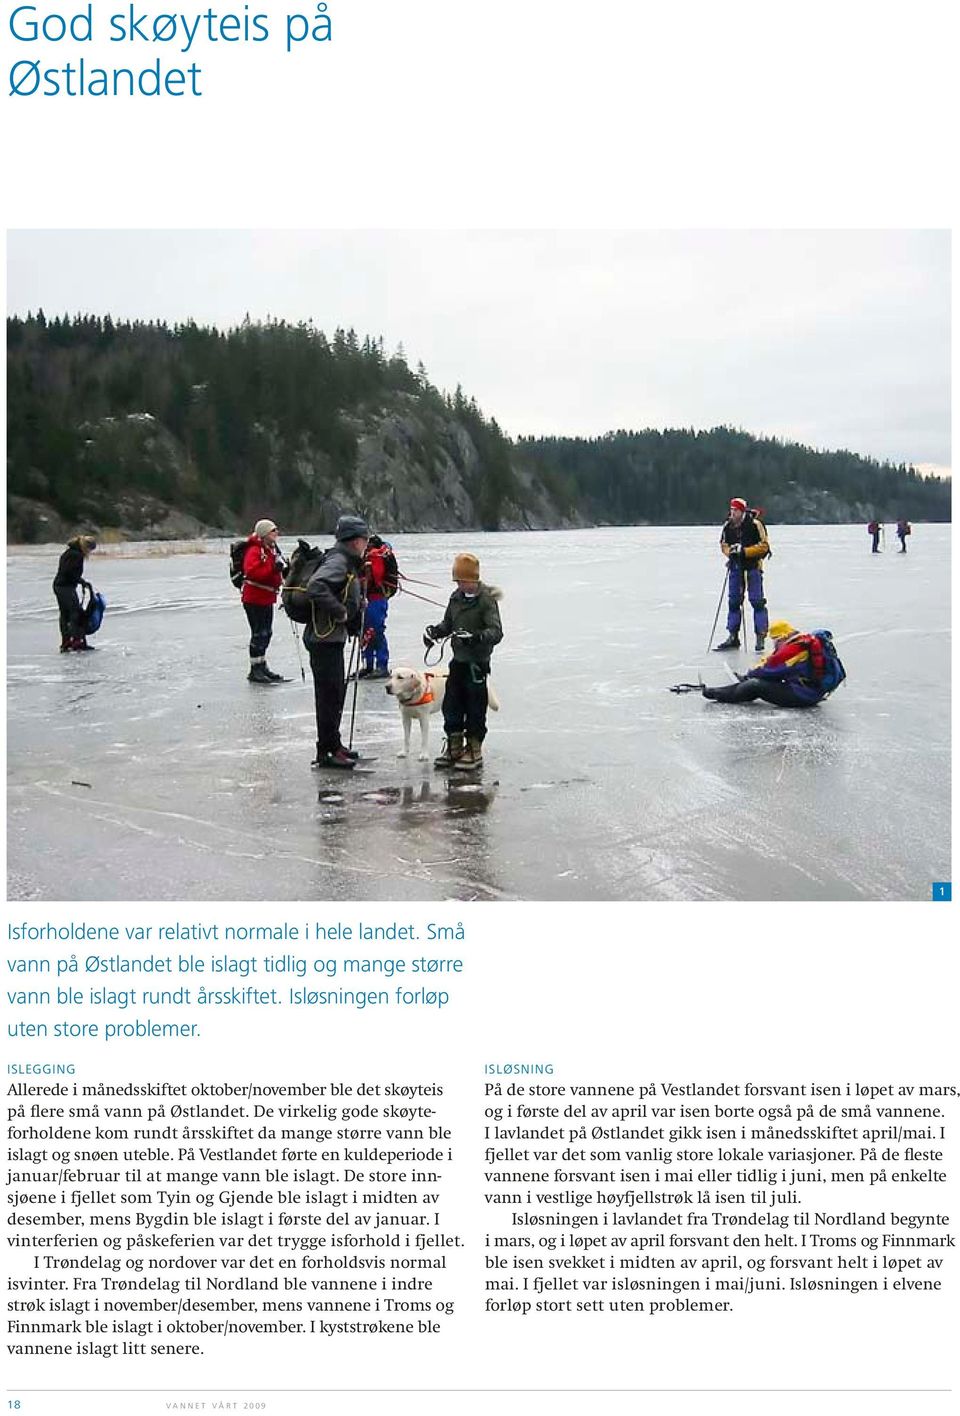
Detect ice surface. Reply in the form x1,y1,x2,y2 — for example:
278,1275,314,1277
6,526,950,901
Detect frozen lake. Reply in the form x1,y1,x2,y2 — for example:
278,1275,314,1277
6,525,951,901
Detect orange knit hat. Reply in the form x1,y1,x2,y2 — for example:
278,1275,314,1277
452,553,480,581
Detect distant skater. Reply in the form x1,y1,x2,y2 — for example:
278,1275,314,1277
714,497,771,653
702,621,845,708
868,519,883,553
53,534,97,651
896,518,911,553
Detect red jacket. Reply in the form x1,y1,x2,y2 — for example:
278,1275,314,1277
240,536,282,606
363,543,395,601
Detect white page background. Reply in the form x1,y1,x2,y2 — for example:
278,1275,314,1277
2,1,958,1413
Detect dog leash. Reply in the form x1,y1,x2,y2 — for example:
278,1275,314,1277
423,635,451,668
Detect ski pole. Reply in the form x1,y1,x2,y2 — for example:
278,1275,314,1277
289,618,306,682
707,563,731,652
343,627,359,692
347,605,366,752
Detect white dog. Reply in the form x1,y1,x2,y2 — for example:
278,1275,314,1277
385,667,449,761
386,666,499,761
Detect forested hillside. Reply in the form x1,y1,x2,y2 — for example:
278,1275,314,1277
6,313,950,541
517,428,950,526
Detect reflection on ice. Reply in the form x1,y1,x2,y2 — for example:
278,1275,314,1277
6,526,951,901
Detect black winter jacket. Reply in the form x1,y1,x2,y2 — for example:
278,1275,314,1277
719,512,769,564
303,543,364,648
428,585,503,666
53,542,85,589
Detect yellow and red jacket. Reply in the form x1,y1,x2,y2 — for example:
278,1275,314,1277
720,511,769,563
749,631,845,705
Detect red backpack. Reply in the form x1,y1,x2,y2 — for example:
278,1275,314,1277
366,543,399,597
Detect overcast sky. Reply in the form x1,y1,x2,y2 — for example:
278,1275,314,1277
6,229,951,474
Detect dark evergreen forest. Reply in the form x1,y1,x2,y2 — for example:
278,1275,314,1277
6,313,950,539
517,427,950,525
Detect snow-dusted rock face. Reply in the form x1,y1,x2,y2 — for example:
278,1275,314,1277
7,400,583,543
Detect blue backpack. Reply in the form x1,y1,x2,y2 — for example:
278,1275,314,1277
810,629,845,693
81,586,107,636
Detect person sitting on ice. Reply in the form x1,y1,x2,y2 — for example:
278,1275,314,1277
701,620,845,708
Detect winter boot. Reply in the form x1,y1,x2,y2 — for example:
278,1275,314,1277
60,637,73,652
320,747,357,770
454,737,483,771
755,632,766,653
261,664,288,682
357,665,374,679
713,634,740,652
434,732,464,769
247,661,274,684
73,637,95,650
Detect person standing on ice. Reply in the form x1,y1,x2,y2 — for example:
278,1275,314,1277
424,552,503,772
304,514,368,770
53,533,97,651
896,518,911,553
357,534,399,679
714,497,771,653
241,519,286,683
868,518,883,553
702,620,845,707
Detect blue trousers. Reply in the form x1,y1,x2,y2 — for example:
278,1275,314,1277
363,597,389,671
727,563,768,637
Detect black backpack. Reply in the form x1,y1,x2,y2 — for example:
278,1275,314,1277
381,544,400,598
281,539,328,624
229,539,248,589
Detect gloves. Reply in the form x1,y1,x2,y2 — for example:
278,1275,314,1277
423,626,439,647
